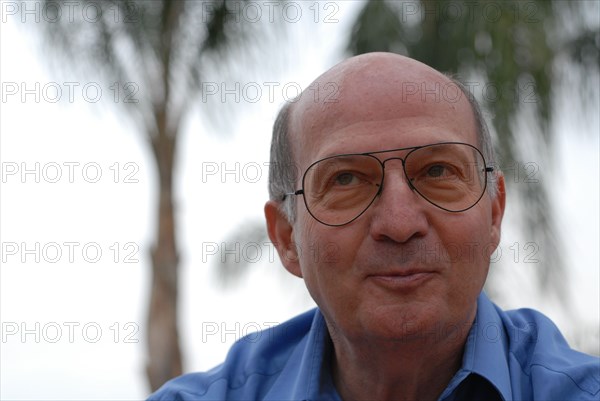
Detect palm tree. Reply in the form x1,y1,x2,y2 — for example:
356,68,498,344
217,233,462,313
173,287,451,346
38,0,283,391
347,0,599,304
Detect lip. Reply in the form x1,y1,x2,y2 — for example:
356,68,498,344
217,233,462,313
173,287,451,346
367,271,436,290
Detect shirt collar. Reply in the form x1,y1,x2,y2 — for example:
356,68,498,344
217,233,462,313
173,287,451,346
446,292,513,401
264,310,341,401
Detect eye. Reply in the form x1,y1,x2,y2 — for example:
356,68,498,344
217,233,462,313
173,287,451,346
334,172,358,186
426,165,447,178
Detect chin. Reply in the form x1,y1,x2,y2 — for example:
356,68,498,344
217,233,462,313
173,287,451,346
360,302,445,342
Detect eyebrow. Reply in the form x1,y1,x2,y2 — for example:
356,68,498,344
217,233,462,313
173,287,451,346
324,141,464,159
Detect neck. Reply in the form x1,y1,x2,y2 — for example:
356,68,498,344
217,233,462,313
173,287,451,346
330,322,472,401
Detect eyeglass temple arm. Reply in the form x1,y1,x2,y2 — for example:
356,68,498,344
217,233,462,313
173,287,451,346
281,189,304,201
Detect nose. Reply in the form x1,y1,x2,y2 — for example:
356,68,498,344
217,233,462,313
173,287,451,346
368,159,429,243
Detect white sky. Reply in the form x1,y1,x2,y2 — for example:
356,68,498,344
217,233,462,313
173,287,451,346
1,2,598,399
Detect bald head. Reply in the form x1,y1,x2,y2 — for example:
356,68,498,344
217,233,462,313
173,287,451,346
290,53,472,147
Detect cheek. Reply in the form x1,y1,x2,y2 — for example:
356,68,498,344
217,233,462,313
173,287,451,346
294,217,362,296
447,204,495,253
295,212,347,265
296,228,348,277
440,211,493,291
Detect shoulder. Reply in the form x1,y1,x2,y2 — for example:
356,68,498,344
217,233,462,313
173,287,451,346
499,305,600,399
147,308,318,401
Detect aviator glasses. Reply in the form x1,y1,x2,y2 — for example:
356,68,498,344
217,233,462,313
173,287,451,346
283,142,494,226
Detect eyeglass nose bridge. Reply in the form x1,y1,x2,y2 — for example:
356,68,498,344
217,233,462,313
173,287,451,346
377,156,417,194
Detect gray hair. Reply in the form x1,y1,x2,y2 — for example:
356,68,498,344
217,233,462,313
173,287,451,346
449,77,498,199
268,78,498,223
268,101,297,221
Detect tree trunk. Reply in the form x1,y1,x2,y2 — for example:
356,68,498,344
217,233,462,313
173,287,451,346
146,3,183,388
146,123,182,391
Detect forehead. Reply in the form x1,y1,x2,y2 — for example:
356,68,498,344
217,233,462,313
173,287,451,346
288,55,478,168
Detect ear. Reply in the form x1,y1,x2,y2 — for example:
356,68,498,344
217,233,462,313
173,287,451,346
264,200,302,278
489,172,506,248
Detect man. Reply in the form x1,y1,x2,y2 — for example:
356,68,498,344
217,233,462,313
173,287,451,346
150,53,599,400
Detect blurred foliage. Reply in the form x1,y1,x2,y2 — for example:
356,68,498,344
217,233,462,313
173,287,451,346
42,0,281,134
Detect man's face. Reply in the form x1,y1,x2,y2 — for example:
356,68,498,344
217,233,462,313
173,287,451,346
266,54,505,344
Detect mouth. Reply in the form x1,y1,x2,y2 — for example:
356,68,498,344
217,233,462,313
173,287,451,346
367,271,437,290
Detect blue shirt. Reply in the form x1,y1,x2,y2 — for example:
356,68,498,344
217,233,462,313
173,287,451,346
149,293,600,400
